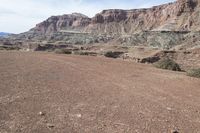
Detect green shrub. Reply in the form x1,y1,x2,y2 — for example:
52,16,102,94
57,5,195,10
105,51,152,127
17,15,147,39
154,58,181,71
104,51,124,58
74,51,97,56
78,51,89,55
0,46,20,50
55,49,72,54
187,68,200,78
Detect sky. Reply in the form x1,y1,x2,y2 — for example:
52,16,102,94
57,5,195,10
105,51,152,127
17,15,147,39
0,0,175,33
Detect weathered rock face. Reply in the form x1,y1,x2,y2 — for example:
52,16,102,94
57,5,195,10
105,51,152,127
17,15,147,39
92,9,128,23
88,0,200,33
6,0,199,51
30,0,200,35
32,13,91,34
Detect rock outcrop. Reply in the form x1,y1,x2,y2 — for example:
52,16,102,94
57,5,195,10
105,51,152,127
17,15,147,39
3,0,200,51
87,0,200,33
31,13,91,35
30,0,200,35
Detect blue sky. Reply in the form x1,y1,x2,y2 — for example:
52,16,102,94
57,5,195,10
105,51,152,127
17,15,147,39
0,0,175,33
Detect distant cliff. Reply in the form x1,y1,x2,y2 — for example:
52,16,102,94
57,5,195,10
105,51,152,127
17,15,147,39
31,13,91,35
0,32,11,37
4,0,200,51
30,0,200,35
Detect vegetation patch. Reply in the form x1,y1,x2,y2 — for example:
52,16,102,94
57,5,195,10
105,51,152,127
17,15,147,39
0,46,20,50
104,51,124,58
74,51,97,56
55,49,72,54
187,68,200,78
154,58,181,71
140,56,160,64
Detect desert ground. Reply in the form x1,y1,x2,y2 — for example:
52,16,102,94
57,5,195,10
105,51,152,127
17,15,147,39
0,51,200,133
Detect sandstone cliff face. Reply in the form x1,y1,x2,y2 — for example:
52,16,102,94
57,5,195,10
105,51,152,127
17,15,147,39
31,0,200,35
32,13,91,34
88,0,200,33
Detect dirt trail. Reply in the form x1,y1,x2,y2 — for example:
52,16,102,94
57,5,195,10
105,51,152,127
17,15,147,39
0,51,200,133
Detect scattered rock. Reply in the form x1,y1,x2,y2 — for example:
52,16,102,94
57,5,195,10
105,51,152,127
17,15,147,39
47,123,55,129
38,111,45,116
167,107,172,111
76,114,82,118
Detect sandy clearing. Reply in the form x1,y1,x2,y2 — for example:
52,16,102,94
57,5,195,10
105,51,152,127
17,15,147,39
0,51,200,133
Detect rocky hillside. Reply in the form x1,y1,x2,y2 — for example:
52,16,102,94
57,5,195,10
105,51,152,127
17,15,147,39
2,0,200,52
30,0,200,35
31,13,91,35
0,32,11,37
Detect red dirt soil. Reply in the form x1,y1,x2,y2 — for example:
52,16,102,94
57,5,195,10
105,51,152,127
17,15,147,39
0,51,200,133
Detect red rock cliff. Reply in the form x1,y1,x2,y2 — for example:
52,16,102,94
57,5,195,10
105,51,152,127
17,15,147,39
31,0,200,35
